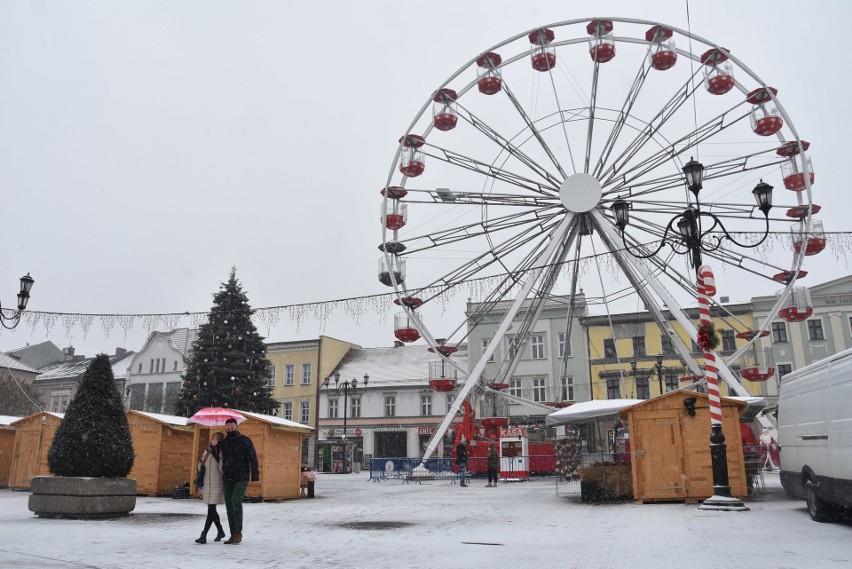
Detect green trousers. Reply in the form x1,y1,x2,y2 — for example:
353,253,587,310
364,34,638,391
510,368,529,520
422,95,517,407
223,481,248,534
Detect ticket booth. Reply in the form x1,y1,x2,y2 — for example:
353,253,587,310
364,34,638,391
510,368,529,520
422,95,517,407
499,425,529,480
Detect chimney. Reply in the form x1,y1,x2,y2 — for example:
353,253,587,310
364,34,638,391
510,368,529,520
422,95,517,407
115,347,127,357
393,341,404,348
63,346,75,359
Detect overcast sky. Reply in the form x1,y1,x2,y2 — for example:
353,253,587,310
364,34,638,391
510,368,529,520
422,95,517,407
1,0,849,358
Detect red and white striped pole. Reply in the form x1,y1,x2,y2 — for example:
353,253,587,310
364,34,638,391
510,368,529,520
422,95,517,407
696,265,722,425
696,265,748,510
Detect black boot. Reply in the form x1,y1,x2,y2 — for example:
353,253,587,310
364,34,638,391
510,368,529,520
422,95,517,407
195,533,207,544
214,526,226,542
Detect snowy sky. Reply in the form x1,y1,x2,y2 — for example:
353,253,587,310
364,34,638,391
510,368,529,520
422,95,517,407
1,0,850,357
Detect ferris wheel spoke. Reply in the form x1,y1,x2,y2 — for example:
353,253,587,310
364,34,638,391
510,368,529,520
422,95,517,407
583,62,602,174
604,109,749,190
597,71,703,183
403,188,559,208
398,206,561,253
423,144,558,195
592,45,653,179
455,103,563,188
500,80,571,178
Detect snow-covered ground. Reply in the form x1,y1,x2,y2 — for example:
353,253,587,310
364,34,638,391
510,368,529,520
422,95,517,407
2,471,849,569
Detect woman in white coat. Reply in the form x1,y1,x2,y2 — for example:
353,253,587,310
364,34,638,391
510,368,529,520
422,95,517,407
195,432,226,544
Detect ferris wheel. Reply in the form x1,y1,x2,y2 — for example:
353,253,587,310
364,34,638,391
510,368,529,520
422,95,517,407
378,17,820,459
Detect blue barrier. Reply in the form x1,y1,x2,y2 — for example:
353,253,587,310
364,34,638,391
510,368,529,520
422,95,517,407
369,457,458,483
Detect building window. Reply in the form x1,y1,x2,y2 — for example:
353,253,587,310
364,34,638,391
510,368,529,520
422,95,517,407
772,322,788,343
421,394,432,416
328,399,339,418
285,364,294,385
635,377,650,399
384,395,396,417
137,363,142,373
721,330,736,352
558,333,572,358
446,393,455,411
632,336,646,357
300,401,310,423
777,364,793,378
507,335,519,359
531,334,545,359
301,363,312,384
606,379,621,399
560,376,574,402
808,319,824,341
664,373,679,393
509,379,522,399
533,377,546,402
660,334,674,355
603,338,617,358
351,397,361,418
481,338,495,363
283,402,293,421
164,382,181,414
149,359,154,373
267,364,276,387
173,360,178,371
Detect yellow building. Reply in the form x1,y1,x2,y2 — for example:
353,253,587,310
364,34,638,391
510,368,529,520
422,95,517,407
266,336,359,463
582,302,763,401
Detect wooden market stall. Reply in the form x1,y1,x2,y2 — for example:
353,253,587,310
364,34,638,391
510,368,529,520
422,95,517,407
0,416,22,488
619,391,748,502
126,410,194,496
190,411,313,501
8,412,63,490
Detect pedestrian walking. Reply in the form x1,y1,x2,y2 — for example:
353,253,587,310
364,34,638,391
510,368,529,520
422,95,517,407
759,427,777,471
220,417,259,544
195,432,226,544
455,438,469,487
486,443,499,487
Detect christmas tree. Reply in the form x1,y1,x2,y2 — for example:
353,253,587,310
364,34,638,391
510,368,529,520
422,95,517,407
47,354,135,478
175,268,278,416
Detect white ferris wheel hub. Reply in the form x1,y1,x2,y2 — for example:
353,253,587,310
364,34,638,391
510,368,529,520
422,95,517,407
559,173,602,213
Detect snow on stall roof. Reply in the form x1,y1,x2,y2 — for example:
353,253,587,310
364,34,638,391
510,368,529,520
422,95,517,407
10,412,63,424
240,410,314,431
0,415,22,426
128,410,190,426
545,399,644,425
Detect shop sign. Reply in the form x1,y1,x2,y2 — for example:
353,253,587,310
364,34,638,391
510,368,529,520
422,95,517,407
418,427,434,436
500,426,528,438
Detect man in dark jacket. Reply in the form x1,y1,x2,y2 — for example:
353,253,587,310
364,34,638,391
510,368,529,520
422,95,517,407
455,439,469,487
220,417,259,544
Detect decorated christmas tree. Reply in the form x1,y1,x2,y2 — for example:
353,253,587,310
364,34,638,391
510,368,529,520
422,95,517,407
175,268,278,416
47,354,135,478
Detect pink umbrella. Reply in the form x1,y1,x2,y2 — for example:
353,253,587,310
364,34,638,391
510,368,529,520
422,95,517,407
187,407,247,426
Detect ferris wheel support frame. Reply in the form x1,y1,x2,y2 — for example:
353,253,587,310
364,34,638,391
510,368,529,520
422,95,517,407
420,212,577,462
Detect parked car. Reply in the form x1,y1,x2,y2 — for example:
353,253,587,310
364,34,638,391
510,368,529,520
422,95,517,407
778,348,852,522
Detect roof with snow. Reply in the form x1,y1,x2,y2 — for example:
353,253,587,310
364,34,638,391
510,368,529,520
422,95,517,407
332,344,468,386
0,415,23,426
240,410,314,431
0,352,39,374
35,352,135,382
127,410,190,426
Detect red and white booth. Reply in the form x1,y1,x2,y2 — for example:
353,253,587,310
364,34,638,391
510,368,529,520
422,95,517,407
499,425,529,481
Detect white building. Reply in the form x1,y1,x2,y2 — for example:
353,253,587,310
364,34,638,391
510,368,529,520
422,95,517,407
124,328,198,414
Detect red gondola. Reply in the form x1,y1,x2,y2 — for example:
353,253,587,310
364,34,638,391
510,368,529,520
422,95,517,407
747,87,783,136
399,134,426,178
432,88,458,131
735,330,770,341
529,28,556,71
740,367,775,382
701,48,734,95
646,25,676,70
476,52,503,95
587,19,615,63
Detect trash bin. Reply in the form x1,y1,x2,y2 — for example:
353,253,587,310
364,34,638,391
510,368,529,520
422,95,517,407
580,480,602,503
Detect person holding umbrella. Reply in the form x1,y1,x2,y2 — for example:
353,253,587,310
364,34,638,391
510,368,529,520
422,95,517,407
220,417,259,545
195,432,226,544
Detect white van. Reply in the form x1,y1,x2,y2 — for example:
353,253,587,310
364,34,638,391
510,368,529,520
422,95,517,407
778,348,852,522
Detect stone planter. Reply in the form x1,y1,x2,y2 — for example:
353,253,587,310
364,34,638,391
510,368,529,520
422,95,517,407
28,476,137,519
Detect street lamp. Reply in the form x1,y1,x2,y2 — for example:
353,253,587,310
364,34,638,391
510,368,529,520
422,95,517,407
0,273,35,330
611,159,773,270
613,159,759,511
325,372,369,440
628,355,666,397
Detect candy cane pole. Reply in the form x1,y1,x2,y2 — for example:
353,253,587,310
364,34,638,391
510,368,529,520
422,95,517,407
697,265,748,511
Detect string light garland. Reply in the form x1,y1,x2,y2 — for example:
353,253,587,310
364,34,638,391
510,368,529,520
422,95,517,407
9,231,850,341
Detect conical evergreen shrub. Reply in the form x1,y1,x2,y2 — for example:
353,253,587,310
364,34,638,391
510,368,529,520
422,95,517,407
47,354,135,478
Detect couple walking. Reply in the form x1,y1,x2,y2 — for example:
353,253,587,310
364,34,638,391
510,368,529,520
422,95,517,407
196,417,260,545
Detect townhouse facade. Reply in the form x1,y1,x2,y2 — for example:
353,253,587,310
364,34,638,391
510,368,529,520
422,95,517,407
124,328,198,414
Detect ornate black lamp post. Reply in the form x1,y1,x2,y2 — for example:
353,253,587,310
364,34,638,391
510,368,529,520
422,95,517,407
0,273,34,330
629,354,667,395
326,372,369,440
613,158,769,511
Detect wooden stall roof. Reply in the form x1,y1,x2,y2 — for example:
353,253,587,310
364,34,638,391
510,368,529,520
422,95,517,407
127,410,192,429
617,391,749,418
239,411,315,434
11,412,64,425
0,415,23,429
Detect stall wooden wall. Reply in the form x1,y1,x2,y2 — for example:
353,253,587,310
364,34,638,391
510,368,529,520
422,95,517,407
0,425,18,488
8,413,62,490
126,411,194,496
621,391,748,502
